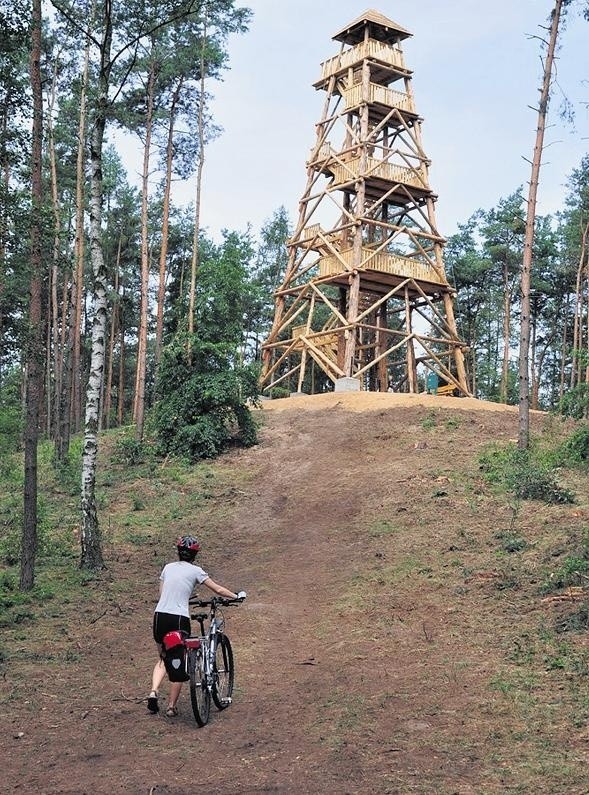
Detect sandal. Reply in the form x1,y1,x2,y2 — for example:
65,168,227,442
147,691,159,714
165,705,179,718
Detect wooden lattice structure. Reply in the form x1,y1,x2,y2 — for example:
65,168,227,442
261,10,469,395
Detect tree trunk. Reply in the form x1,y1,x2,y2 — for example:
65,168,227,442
71,13,91,436
156,77,183,369
518,0,564,450
47,58,64,450
117,303,125,426
21,0,44,591
570,220,588,388
530,305,538,408
80,1,112,571
133,55,157,442
581,222,589,383
559,294,569,402
500,260,511,403
189,11,208,338
103,236,121,430
58,266,72,462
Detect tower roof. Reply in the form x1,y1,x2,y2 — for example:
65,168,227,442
333,9,412,45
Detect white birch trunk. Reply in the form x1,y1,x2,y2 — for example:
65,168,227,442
80,3,111,570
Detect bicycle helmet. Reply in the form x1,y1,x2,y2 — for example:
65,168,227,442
176,535,200,561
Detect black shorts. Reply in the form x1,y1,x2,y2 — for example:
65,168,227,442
153,612,191,644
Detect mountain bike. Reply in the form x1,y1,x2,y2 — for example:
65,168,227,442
186,595,243,727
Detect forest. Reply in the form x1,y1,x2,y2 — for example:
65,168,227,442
1,0,589,588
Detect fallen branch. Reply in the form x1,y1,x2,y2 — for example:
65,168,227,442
541,587,585,604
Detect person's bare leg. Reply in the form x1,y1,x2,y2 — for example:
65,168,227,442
151,659,166,693
167,681,182,714
148,653,166,712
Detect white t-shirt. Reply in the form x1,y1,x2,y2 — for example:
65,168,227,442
155,561,209,618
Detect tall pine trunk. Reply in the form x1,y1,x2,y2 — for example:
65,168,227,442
189,11,207,337
21,0,44,590
71,13,92,437
47,59,64,450
133,56,156,442
570,224,587,387
103,235,121,429
499,260,511,403
518,0,564,450
155,77,183,369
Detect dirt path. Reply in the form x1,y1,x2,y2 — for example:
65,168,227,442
2,394,586,794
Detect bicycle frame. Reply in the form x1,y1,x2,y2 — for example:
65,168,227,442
189,606,223,695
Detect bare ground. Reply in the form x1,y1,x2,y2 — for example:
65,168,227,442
2,393,589,794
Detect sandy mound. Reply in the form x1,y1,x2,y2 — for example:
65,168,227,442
259,390,528,414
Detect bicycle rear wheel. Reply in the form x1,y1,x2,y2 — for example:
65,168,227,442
212,633,234,710
188,647,210,726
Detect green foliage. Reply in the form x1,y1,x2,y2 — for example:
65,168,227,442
270,387,290,400
541,556,589,594
0,483,23,565
420,410,437,430
0,405,22,456
495,531,529,553
558,385,589,419
558,424,589,468
540,528,589,595
153,334,259,461
54,436,83,495
479,443,574,504
113,435,152,466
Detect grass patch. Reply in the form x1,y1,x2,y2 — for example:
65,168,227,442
540,555,589,594
495,531,529,554
315,691,367,750
420,410,437,430
367,519,400,537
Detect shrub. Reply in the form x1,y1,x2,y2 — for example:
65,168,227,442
558,384,589,420
559,425,589,469
270,387,290,400
479,443,574,504
153,335,260,462
495,531,528,554
113,436,149,466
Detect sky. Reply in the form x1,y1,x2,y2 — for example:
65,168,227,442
131,0,589,242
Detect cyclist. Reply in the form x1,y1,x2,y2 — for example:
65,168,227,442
147,534,245,717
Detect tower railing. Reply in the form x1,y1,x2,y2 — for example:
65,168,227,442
329,156,428,190
343,83,415,114
318,247,446,285
318,39,406,82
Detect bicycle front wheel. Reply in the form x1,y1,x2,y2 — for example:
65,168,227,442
212,633,234,710
188,647,210,726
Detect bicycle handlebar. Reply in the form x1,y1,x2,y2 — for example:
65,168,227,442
189,595,244,608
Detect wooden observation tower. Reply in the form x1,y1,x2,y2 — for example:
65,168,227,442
261,10,469,396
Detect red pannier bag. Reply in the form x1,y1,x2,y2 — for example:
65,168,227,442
161,630,189,682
